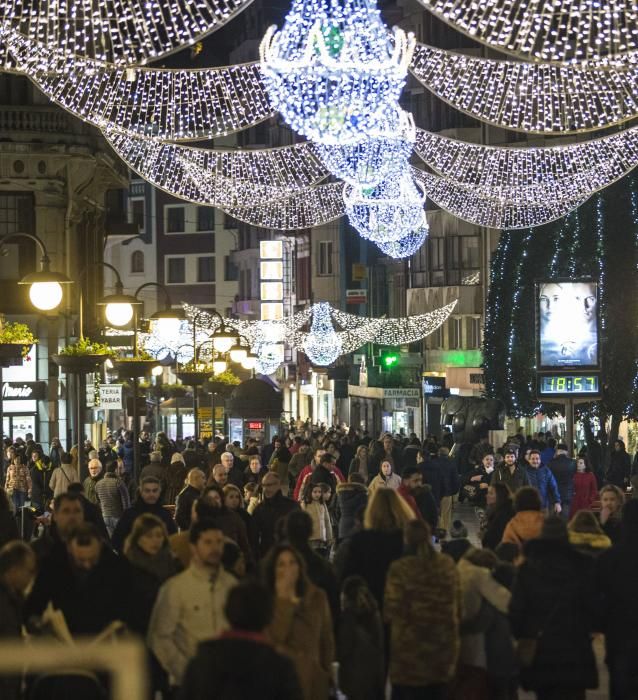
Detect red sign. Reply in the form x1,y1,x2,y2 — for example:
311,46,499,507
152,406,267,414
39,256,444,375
247,421,264,430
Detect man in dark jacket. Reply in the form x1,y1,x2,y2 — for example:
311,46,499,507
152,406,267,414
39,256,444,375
111,477,177,553
370,434,403,476
30,449,54,512
179,580,302,700
335,474,368,541
596,500,638,700
26,522,134,635
251,473,299,559
491,449,530,492
31,491,85,563
174,469,206,531
0,541,36,700
430,446,460,533
139,451,168,494
548,444,576,518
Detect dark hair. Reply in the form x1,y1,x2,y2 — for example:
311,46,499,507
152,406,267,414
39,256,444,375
494,541,520,563
189,518,223,544
304,481,329,504
576,455,592,472
402,464,421,479
262,544,308,598
53,491,83,510
528,449,541,458
68,522,101,546
341,575,379,619
319,452,335,465
490,482,512,509
140,476,161,487
348,472,365,485
221,540,243,574
202,483,224,501
66,482,84,495
0,540,34,575
105,460,117,474
225,581,274,631
514,486,542,512
61,453,73,464
285,510,313,546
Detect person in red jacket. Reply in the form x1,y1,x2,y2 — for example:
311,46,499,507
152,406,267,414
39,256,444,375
293,448,327,502
570,456,599,517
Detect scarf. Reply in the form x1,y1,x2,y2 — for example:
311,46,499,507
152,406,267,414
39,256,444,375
126,544,180,582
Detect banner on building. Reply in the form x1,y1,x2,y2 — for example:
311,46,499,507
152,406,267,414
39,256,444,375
99,384,123,410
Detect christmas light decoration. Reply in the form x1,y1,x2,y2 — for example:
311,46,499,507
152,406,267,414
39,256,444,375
226,182,346,230
302,302,343,365
102,127,327,207
414,0,638,65
4,30,274,140
344,172,426,243
316,108,416,187
0,0,255,66
413,170,585,230
410,42,638,134
414,129,638,202
374,226,428,259
259,0,415,144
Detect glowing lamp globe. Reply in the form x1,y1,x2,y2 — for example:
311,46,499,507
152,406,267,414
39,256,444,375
212,359,228,374
345,172,426,243
29,281,63,311
302,302,343,366
229,344,248,363
259,0,415,144
317,108,416,187
151,316,182,339
374,225,429,259
241,354,257,370
105,301,134,327
212,331,236,353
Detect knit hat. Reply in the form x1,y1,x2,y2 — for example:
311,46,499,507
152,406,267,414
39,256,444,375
449,519,468,539
541,515,568,541
171,452,185,464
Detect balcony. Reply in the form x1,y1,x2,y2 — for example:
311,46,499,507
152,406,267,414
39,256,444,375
0,106,72,135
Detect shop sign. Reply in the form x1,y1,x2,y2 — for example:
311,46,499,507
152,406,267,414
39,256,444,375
352,264,367,281
2,381,46,400
382,387,420,399
422,377,449,398
446,367,485,390
99,384,123,409
346,289,367,304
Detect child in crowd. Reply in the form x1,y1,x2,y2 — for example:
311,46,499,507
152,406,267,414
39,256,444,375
302,482,333,556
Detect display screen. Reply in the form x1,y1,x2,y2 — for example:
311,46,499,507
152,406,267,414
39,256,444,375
247,421,264,430
537,280,599,368
539,375,600,395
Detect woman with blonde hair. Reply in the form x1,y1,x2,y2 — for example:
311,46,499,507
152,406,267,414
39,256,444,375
568,510,611,555
341,488,415,612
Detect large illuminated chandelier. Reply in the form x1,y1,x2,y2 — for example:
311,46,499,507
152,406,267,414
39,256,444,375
303,303,343,366
259,0,415,145
375,227,429,259
316,107,416,187
344,172,427,243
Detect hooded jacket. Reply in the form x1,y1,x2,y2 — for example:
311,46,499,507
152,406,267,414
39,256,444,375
335,482,368,540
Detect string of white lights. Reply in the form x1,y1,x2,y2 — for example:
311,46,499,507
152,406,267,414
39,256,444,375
414,128,638,201
302,302,344,365
410,42,638,134
414,0,638,65
374,226,428,259
0,0,255,66
4,29,275,140
224,182,346,230
102,127,328,207
413,170,586,230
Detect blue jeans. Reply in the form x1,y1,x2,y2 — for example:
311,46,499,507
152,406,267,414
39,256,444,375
11,490,27,511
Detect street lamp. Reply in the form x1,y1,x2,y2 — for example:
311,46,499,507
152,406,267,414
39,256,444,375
96,270,139,328
134,282,186,338
0,232,72,311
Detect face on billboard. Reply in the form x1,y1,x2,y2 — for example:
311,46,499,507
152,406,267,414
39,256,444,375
538,281,598,368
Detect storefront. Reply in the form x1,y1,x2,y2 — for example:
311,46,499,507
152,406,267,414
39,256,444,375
2,346,45,442
348,384,421,436
422,375,449,438
226,378,283,448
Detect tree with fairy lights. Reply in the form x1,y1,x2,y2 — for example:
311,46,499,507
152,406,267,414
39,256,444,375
483,175,638,449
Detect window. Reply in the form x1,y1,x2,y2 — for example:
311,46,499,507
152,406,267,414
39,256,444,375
130,199,145,232
467,317,482,349
166,206,185,233
461,236,480,269
131,251,144,273
197,256,216,282
317,241,333,276
197,206,215,232
429,326,443,349
167,258,185,283
224,256,239,281
448,317,462,349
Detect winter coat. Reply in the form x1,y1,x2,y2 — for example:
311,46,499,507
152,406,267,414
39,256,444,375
490,464,529,492
139,461,168,493
164,462,189,506
111,500,177,553
431,456,460,498
266,583,334,700
420,461,443,506
384,550,461,686
82,475,101,505
570,471,599,516
122,441,135,472
29,461,54,510
367,471,401,495
607,449,631,488
413,485,438,532
339,529,404,611
501,510,545,548
0,581,24,700
348,456,371,483
180,633,304,700
462,466,491,507
509,539,598,691
251,490,299,558
480,502,515,550
525,465,561,510
0,510,18,547
94,473,130,518
302,500,333,544
174,484,201,531
601,515,622,544
48,464,80,498
243,464,268,486
4,463,31,494
148,564,237,685
337,609,384,700
568,530,611,557
334,482,368,540
548,454,577,507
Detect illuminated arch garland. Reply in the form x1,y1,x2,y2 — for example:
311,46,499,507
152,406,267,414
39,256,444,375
0,0,256,66
4,29,275,141
414,0,638,65
410,42,638,134
302,303,344,365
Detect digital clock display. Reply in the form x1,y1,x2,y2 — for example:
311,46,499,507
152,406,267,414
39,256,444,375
539,374,600,395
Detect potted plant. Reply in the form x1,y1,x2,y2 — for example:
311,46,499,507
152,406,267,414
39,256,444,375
113,349,160,379
203,369,241,398
176,361,212,387
0,321,36,367
52,338,115,373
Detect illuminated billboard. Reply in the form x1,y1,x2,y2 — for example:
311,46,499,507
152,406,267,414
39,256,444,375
536,280,599,370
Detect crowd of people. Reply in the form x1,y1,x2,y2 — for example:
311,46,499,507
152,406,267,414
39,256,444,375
0,425,637,699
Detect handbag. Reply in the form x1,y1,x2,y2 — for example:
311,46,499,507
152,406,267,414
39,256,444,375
516,602,560,668
462,484,478,500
